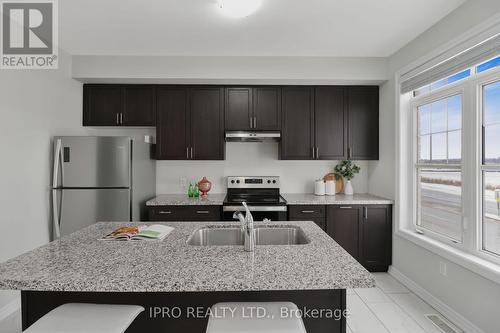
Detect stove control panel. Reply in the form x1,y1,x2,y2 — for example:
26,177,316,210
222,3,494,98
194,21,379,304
227,176,280,189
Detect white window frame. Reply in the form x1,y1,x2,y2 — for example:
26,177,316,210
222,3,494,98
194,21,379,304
476,71,500,264
411,85,467,248
397,64,500,284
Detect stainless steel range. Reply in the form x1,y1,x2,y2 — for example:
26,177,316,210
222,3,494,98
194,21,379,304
223,176,287,221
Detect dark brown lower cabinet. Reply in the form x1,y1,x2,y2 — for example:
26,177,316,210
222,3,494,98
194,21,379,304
147,205,221,221
288,205,326,230
326,204,392,272
326,206,361,259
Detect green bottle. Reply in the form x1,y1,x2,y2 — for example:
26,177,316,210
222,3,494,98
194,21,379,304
194,184,200,198
188,183,194,198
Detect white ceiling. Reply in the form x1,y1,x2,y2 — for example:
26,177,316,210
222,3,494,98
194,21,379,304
60,0,466,57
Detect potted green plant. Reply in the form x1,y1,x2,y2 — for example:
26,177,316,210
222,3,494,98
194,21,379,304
333,160,360,195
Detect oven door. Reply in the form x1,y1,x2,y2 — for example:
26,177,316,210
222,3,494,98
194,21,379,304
222,205,287,222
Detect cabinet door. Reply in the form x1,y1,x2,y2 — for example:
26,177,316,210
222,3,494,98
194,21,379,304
225,87,253,130
83,85,122,126
190,87,225,160
360,205,392,271
156,87,189,160
281,87,314,159
123,85,156,126
315,87,347,160
347,86,379,160
326,205,361,259
253,87,281,130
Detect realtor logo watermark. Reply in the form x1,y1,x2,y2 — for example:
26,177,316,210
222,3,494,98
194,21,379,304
1,0,58,69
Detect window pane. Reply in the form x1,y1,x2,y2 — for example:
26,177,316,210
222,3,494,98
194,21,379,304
448,130,461,162
431,133,447,162
482,171,500,256
484,124,500,164
477,56,500,73
418,170,462,241
419,135,430,162
446,69,471,84
418,104,431,135
484,80,500,125
447,94,462,131
431,100,447,133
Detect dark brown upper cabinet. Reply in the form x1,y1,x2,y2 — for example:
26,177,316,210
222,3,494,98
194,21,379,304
347,86,379,160
156,87,189,160
190,87,225,160
314,87,347,160
83,85,122,126
225,87,281,131
280,87,314,159
83,84,156,127
156,86,224,160
122,85,156,126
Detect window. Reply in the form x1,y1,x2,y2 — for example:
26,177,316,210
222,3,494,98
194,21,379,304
416,94,463,241
404,53,500,267
482,80,500,257
413,69,471,97
477,56,500,74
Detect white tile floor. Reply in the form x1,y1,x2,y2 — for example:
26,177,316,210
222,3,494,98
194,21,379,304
0,273,462,333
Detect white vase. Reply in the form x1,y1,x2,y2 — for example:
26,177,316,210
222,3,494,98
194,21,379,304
344,180,354,195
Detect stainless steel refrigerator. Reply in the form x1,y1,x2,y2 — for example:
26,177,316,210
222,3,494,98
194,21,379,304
51,136,156,239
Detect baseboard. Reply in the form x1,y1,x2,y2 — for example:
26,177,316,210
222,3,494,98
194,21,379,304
388,267,484,333
0,297,21,322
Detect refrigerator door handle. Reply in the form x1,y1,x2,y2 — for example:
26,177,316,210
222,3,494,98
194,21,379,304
52,189,62,239
52,139,62,188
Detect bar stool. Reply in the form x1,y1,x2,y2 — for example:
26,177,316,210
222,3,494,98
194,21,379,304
206,302,307,333
23,303,144,333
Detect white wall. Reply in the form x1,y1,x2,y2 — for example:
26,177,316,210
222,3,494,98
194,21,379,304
374,1,500,332
157,142,369,194
0,50,152,311
72,55,388,85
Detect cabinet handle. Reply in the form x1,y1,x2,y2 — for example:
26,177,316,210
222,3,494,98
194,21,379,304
253,116,257,129
348,147,353,159
120,113,123,125
301,210,315,213
364,207,368,220
316,147,319,160
250,117,253,129
312,147,315,159
339,206,352,209
191,147,194,159
116,113,119,125
186,147,189,159
158,211,172,214
196,210,210,214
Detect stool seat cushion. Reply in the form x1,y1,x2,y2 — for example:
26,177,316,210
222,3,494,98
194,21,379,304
206,302,307,333
23,303,144,333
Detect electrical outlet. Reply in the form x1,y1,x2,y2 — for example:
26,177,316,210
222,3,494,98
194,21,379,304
439,261,447,276
180,177,187,189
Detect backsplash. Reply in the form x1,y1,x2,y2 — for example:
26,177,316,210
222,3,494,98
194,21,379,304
156,142,369,194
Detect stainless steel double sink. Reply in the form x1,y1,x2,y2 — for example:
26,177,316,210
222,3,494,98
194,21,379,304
187,226,309,246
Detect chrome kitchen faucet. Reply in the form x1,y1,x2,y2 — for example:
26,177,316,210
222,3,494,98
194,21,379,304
233,202,255,252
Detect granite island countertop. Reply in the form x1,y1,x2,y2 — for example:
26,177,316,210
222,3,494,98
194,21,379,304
146,193,226,206
0,221,374,292
282,193,393,205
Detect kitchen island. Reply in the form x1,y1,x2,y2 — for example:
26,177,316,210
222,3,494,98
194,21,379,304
0,221,374,332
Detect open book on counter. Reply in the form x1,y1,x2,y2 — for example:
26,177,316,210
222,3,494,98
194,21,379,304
100,224,174,241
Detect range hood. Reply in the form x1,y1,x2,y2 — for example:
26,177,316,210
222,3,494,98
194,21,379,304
225,131,281,142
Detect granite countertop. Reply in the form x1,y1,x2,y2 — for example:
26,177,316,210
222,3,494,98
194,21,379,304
146,193,226,206
0,221,374,292
282,193,394,205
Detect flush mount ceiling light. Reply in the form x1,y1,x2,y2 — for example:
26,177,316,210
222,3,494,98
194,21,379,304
217,0,262,18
